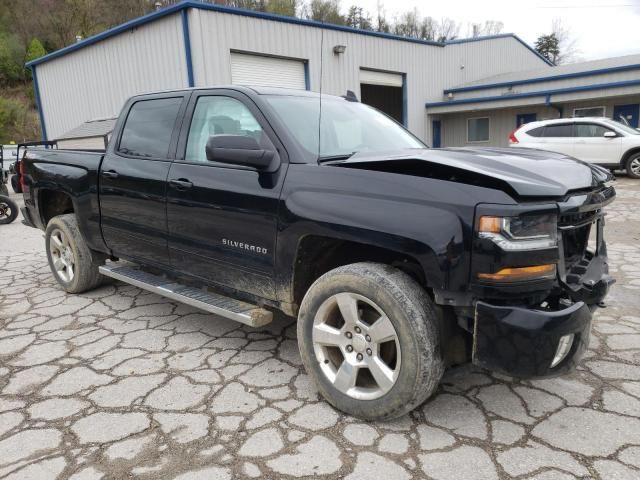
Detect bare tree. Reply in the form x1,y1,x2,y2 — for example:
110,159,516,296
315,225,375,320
467,20,504,38
551,18,580,64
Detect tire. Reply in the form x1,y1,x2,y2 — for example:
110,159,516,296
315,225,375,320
626,153,640,179
297,262,444,420
0,195,18,224
45,214,104,293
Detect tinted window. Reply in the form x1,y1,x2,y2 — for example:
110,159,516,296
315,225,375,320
574,124,611,138
467,118,489,142
119,97,182,158
543,124,573,137
526,126,545,137
185,96,267,163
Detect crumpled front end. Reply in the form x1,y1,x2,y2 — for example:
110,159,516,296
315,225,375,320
470,183,615,378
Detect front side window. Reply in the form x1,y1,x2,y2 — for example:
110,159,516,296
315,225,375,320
574,123,611,138
467,118,489,142
119,97,182,158
185,96,266,163
543,124,573,137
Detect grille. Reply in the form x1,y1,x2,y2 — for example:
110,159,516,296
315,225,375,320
559,210,599,272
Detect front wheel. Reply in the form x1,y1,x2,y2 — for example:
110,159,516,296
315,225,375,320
45,214,104,293
0,195,18,224
626,153,640,179
297,262,444,420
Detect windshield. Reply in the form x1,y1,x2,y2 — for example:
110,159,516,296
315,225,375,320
605,119,640,135
263,95,425,161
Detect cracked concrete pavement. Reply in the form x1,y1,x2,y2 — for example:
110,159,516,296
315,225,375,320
1,178,639,479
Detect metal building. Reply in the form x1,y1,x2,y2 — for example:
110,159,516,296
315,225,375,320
26,0,551,146
427,54,640,147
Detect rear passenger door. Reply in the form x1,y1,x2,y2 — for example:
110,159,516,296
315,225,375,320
538,123,575,157
99,93,188,266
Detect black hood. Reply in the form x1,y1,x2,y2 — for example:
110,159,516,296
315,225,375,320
332,147,613,198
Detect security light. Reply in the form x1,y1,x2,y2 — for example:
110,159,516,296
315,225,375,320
333,45,347,55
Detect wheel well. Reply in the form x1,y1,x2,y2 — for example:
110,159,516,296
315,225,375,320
621,147,640,167
40,190,74,226
292,235,427,306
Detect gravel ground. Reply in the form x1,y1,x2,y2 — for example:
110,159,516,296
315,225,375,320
0,178,639,479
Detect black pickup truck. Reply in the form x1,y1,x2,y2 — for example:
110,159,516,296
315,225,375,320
21,86,615,419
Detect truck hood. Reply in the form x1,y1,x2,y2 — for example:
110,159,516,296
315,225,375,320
331,147,613,198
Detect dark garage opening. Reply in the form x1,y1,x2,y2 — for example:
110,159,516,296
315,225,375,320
360,83,404,124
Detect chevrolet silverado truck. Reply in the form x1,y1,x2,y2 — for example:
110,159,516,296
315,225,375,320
21,86,615,420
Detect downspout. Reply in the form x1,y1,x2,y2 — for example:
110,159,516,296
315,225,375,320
181,7,195,87
545,94,563,118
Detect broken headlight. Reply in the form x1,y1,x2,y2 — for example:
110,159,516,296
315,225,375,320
478,214,558,251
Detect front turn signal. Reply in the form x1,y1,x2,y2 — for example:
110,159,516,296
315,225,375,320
478,264,556,282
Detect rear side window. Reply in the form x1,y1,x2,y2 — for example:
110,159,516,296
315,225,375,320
543,124,573,137
119,97,182,158
526,126,545,137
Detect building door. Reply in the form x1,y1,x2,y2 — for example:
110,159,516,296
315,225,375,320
613,104,639,128
359,69,405,125
432,120,441,148
230,52,307,90
516,113,537,127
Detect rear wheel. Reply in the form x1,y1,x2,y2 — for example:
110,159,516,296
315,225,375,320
626,153,640,179
297,262,444,420
0,195,18,224
45,214,104,293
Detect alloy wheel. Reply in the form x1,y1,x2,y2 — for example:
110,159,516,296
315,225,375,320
49,228,76,282
312,292,401,400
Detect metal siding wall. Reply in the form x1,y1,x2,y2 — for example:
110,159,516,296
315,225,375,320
189,9,548,143
37,14,187,140
441,106,558,147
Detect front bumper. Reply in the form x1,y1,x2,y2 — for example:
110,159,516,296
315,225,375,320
473,300,592,377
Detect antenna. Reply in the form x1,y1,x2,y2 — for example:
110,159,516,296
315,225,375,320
317,25,324,162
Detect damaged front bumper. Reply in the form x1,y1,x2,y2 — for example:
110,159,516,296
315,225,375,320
473,243,613,378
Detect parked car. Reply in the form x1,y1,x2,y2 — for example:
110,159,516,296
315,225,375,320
21,86,615,420
509,117,640,178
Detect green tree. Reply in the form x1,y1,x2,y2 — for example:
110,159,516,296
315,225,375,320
265,0,297,16
0,32,24,85
308,0,344,25
535,33,560,64
345,6,372,30
25,38,46,64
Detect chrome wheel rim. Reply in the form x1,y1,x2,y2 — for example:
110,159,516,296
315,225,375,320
312,292,401,400
0,202,10,220
49,228,75,282
631,158,640,176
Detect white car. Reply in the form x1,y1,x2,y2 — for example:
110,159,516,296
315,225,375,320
509,117,640,178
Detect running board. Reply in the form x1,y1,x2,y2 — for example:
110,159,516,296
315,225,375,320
98,264,272,327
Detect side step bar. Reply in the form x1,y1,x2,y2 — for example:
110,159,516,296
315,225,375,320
98,264,272,327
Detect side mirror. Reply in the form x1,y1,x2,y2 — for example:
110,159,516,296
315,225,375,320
603,131,617,139
205,135,278,171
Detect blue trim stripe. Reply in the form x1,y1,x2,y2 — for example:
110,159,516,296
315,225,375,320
25,0,545,68
303,61,310,91
181,8,194,87
445,63,640,94
445,34,553,66
426,78,640,108
31,66,48,141
402,73,408,127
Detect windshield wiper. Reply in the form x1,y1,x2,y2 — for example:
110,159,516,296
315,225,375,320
317,152,356,164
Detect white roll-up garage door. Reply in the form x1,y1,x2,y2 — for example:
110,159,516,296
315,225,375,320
359,69,403,87
230,53,306,90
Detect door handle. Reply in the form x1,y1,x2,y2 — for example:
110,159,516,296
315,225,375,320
169,178,194,190
102,170,119,179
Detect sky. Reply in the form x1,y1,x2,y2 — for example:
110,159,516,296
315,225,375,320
348,0,640,62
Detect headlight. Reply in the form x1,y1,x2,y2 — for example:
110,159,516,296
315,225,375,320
478,214,557,251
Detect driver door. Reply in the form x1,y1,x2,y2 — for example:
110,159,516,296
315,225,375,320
166,90,288,300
